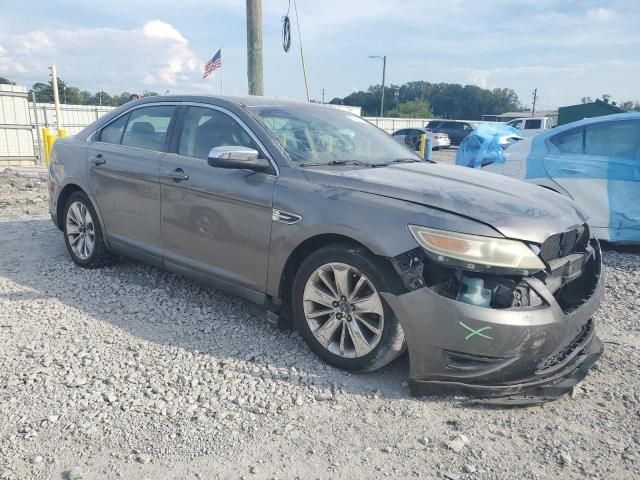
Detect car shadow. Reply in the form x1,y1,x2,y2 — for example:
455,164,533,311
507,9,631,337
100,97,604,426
0,217,419,401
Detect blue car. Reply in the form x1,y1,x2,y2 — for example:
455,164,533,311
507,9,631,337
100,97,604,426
480,113,640,244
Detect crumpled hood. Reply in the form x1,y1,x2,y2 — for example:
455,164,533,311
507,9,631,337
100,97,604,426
306,162,588,244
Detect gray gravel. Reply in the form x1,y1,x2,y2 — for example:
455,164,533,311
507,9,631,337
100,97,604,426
0,166,639,479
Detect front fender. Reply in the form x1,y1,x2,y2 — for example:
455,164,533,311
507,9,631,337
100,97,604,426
265,170,501,298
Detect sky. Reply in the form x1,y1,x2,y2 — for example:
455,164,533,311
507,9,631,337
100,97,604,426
1,0,639,110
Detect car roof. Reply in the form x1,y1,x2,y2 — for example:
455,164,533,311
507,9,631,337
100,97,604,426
541,112,640,137
134,94,319,109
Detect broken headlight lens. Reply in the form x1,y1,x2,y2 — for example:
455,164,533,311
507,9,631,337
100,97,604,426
408,225,545,273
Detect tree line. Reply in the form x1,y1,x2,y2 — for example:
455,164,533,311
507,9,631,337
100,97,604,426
330,81,524,119
0,76,157,106
331,81,640,119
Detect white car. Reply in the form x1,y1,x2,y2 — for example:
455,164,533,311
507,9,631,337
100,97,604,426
392,127,451,151
481,113,640,244
506,116,555,136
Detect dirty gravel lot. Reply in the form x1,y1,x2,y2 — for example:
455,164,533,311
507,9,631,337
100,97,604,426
0,159,639,480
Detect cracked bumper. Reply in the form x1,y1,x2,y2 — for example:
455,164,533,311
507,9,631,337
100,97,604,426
381,247,604,405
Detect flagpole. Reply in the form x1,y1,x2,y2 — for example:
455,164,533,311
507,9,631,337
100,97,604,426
220,46,223,95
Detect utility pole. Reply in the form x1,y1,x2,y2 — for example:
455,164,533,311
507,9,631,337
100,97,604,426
322,88,325,104
246,0,263,95
531,88,537,117
368,55,387,116
49,64,62,133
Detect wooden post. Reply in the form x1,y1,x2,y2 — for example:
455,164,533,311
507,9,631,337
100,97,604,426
246,0,264,95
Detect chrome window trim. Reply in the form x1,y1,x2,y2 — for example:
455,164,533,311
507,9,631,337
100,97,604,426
87,101,279,176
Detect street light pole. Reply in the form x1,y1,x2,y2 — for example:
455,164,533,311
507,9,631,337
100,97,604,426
368,55,386,117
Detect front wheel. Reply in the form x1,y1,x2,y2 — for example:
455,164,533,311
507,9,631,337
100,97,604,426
63,191,113,268
292,243,406,372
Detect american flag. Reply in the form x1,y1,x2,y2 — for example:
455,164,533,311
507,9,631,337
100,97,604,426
203,49,222,79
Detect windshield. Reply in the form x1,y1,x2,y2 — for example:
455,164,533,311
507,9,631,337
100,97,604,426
249,105,421,166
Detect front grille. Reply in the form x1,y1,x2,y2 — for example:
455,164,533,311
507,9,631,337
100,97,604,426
540,224,589,262
537,319,593,373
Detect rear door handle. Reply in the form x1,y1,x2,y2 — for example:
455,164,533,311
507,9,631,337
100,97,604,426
164,169,189,181
90,154,105,166
559,167,584,174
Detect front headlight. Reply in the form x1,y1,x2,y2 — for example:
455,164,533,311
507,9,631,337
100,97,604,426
408,225,545,273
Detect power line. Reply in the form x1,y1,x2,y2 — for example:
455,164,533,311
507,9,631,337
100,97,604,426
293,0,310,102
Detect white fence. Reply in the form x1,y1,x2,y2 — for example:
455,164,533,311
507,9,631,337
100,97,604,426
0,85,35,163
364,117,435,133
33,103,115,135
0,84,116,165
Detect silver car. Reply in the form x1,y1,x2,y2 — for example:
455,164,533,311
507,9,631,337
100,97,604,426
48,95,603,404
392,127,451,151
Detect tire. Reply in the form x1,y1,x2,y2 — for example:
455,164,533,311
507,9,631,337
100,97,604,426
63,191,113,268
292,242,406,372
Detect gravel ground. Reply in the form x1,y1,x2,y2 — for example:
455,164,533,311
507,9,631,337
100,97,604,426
0,165,638,480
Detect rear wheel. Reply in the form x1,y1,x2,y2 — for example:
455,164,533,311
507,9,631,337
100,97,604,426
63,191,113,268
292,243,405,371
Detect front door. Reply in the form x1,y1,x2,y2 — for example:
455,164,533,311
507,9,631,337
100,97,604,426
160,105,276,293
87,104,177,260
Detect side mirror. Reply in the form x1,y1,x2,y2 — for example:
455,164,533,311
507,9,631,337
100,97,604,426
207,146,271,172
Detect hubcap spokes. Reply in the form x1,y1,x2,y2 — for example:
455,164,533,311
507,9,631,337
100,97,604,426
66,201,95,260
303,262,384,359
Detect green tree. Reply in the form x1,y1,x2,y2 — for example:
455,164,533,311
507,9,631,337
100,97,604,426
387,100,434,118
0,76,16,85
619,100,640,112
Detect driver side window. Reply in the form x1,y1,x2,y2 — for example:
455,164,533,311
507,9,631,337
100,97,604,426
178,106,259,160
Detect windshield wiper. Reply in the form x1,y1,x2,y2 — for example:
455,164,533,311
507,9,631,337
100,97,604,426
298,160,376,168
385,158,422,164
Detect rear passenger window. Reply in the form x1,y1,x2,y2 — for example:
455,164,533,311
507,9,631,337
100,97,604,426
584,121,640,159
524,119,542,129
99,114,129,144
551,128,584,154
121,106,176,152
178,106,259,160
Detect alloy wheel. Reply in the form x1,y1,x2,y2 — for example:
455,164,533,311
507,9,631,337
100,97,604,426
303,262,385,358
66,201,95,260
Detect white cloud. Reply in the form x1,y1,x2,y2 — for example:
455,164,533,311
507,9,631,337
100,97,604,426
585,7,618,23
141,20,187,44
0,20,201,90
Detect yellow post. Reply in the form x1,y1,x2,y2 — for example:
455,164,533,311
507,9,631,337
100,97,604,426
42,128,50,163
59,129,68,138
45,133,57,167
419,133,426,158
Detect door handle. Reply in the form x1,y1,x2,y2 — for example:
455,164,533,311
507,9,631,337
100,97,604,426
90,154,105,166
559,167,584,174
164,169,189,181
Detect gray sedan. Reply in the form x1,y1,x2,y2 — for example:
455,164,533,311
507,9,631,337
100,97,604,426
48,95,603,404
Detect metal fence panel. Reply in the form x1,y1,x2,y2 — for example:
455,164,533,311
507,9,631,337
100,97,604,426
0,85,35,163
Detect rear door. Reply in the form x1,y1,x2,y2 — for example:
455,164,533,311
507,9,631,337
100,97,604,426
87,104,177,261
160,104,277,293
545,119,640,240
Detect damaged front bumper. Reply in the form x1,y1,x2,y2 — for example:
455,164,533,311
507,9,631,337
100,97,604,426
382,239,604,405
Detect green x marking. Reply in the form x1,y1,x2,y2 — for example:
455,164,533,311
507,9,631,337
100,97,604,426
459,321,493,341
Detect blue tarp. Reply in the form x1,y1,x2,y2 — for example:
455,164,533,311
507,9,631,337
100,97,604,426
455,124,523,168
